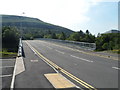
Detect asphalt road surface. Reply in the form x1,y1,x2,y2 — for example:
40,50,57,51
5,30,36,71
15,41,55,88
1,58,15,89
26,40,119,89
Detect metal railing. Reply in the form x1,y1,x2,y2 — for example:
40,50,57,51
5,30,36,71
37,38,96,51
18,38,23,57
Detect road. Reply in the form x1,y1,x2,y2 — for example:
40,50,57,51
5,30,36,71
25,40,119,89
14,41,55,88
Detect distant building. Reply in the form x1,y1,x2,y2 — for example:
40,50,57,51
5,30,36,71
104,29,120,34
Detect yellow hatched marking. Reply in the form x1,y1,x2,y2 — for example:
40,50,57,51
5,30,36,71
44,73,76,89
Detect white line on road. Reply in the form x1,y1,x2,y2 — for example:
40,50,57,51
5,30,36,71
30,60,38,62
46,46,52,49
26,41,59,73
112,67,120,70
0,74,12,78
55,50,65,54
10,57,17,89
0,66,14,68
70,55,93,63
29,45,37,55
0,59,15,61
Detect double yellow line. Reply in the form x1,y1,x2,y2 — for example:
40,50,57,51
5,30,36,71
26,41,97,90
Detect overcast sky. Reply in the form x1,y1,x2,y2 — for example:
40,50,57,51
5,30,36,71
0,0,119,35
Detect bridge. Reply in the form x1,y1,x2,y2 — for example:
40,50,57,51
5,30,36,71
1,38,119,89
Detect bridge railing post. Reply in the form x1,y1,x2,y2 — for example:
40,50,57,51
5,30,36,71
18,38,23,57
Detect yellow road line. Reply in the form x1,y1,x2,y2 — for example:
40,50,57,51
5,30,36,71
26,41,97,90
38,40,118,61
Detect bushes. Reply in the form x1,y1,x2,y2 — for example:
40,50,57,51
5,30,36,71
67,30,95,43
95,33,120,51
2,26,20,52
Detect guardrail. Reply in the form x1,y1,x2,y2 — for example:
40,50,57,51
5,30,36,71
37,38,96,51
10,38,24,89
18,38,23,57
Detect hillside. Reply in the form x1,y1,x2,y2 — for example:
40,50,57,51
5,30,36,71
1,15,74,38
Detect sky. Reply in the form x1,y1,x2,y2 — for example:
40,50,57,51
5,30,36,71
0,0,119,35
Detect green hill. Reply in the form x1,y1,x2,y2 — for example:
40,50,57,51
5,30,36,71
1,15,74,36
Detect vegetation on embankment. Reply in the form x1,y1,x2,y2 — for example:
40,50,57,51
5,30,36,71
2,26,20,57
42,29,120,54
2,15,74,40
1,14,120,55
95,33,120,54
33,29,120,54
100,50,120,54
0,51,17,58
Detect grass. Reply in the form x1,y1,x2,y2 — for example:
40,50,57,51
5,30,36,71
94,49,120,54
110,49,120,54
0,51,17,58
103,49,120,54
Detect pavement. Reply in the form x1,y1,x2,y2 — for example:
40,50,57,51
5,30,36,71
26,40,119,89
0,58,16,89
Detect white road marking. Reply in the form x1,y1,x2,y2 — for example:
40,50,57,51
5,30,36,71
70,55,93,63
39,40,118,60
30,60,38,62
10,58,17,89
29,45,37,55
74,63,77,66
0,74,12,78
46,46,52,49
0,59,15,61
11,57,25,89
55,50,65,54
26,41,87,89
112,67,120,70
0,66,14,68
26,41,59,73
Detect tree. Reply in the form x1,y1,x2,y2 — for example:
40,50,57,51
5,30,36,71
95,33,120,51
79,30,85,41
24,33,34,40
51,33,57,39
97,33,101,37
48,30,52,34
102,43,109,50
86,30,90,35
59,32,66,40
68,32,80,41
79,30,84,35
44,34,52,38
2,26,20,52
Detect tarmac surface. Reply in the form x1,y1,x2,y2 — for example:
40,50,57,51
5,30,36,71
27,40,119,89
1,58,15,88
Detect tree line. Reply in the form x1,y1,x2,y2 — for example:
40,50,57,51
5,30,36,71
2,26,20,52
95,33,120,51
2,26,120,53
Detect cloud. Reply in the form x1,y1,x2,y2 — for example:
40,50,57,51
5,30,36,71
0,0,108,31
39,0,91,26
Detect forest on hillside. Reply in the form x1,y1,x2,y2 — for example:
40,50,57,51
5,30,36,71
2,26,120,55
2,15,74,37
